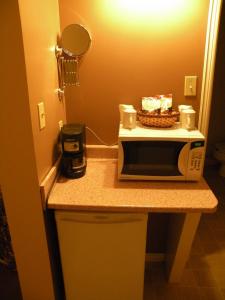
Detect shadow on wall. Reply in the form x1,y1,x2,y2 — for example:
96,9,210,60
206,1,225,159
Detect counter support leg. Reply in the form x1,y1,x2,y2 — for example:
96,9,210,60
165,212,201,283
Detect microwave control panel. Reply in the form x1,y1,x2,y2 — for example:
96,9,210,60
187,141,205,180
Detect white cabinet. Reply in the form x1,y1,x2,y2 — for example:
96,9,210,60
55,211,147,300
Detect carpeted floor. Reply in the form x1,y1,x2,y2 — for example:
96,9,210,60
0,264,22,300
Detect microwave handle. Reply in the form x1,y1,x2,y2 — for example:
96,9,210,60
178,143,190,176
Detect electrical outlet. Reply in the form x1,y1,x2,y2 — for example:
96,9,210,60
37,102,46,130
58,120,63,131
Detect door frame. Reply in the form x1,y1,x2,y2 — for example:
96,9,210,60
198,0,223,137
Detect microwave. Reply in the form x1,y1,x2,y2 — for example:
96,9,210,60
118,124,205,181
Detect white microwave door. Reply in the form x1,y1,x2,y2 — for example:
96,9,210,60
120,141,187,177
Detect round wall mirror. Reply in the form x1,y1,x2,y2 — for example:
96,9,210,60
61,24,91,57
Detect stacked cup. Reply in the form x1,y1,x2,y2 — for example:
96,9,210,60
178,105,196,130
119,104,137,129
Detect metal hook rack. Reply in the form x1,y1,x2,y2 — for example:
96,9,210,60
55,46,80,101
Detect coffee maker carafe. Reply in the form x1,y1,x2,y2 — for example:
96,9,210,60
61,123,86,178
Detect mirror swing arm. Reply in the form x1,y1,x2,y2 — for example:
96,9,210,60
55,45,65,100
55,24,91,101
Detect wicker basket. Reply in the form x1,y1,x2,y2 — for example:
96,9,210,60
137,110,180,128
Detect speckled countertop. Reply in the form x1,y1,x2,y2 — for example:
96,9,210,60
48,154,218,213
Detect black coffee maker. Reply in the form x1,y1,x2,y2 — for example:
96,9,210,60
61,123,86,178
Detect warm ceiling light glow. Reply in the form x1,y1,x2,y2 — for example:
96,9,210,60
117,0,187,17
100,0,200,31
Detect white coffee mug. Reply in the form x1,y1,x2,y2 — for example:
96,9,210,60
181,109,196,130
178,105,193,126
123,108,137,129
119,104,134,124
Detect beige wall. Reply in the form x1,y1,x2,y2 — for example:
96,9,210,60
0,0,64,299
19,0,66,183
59,0,210,144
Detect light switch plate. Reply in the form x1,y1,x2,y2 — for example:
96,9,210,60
38,102,46,130
184,76,197,96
